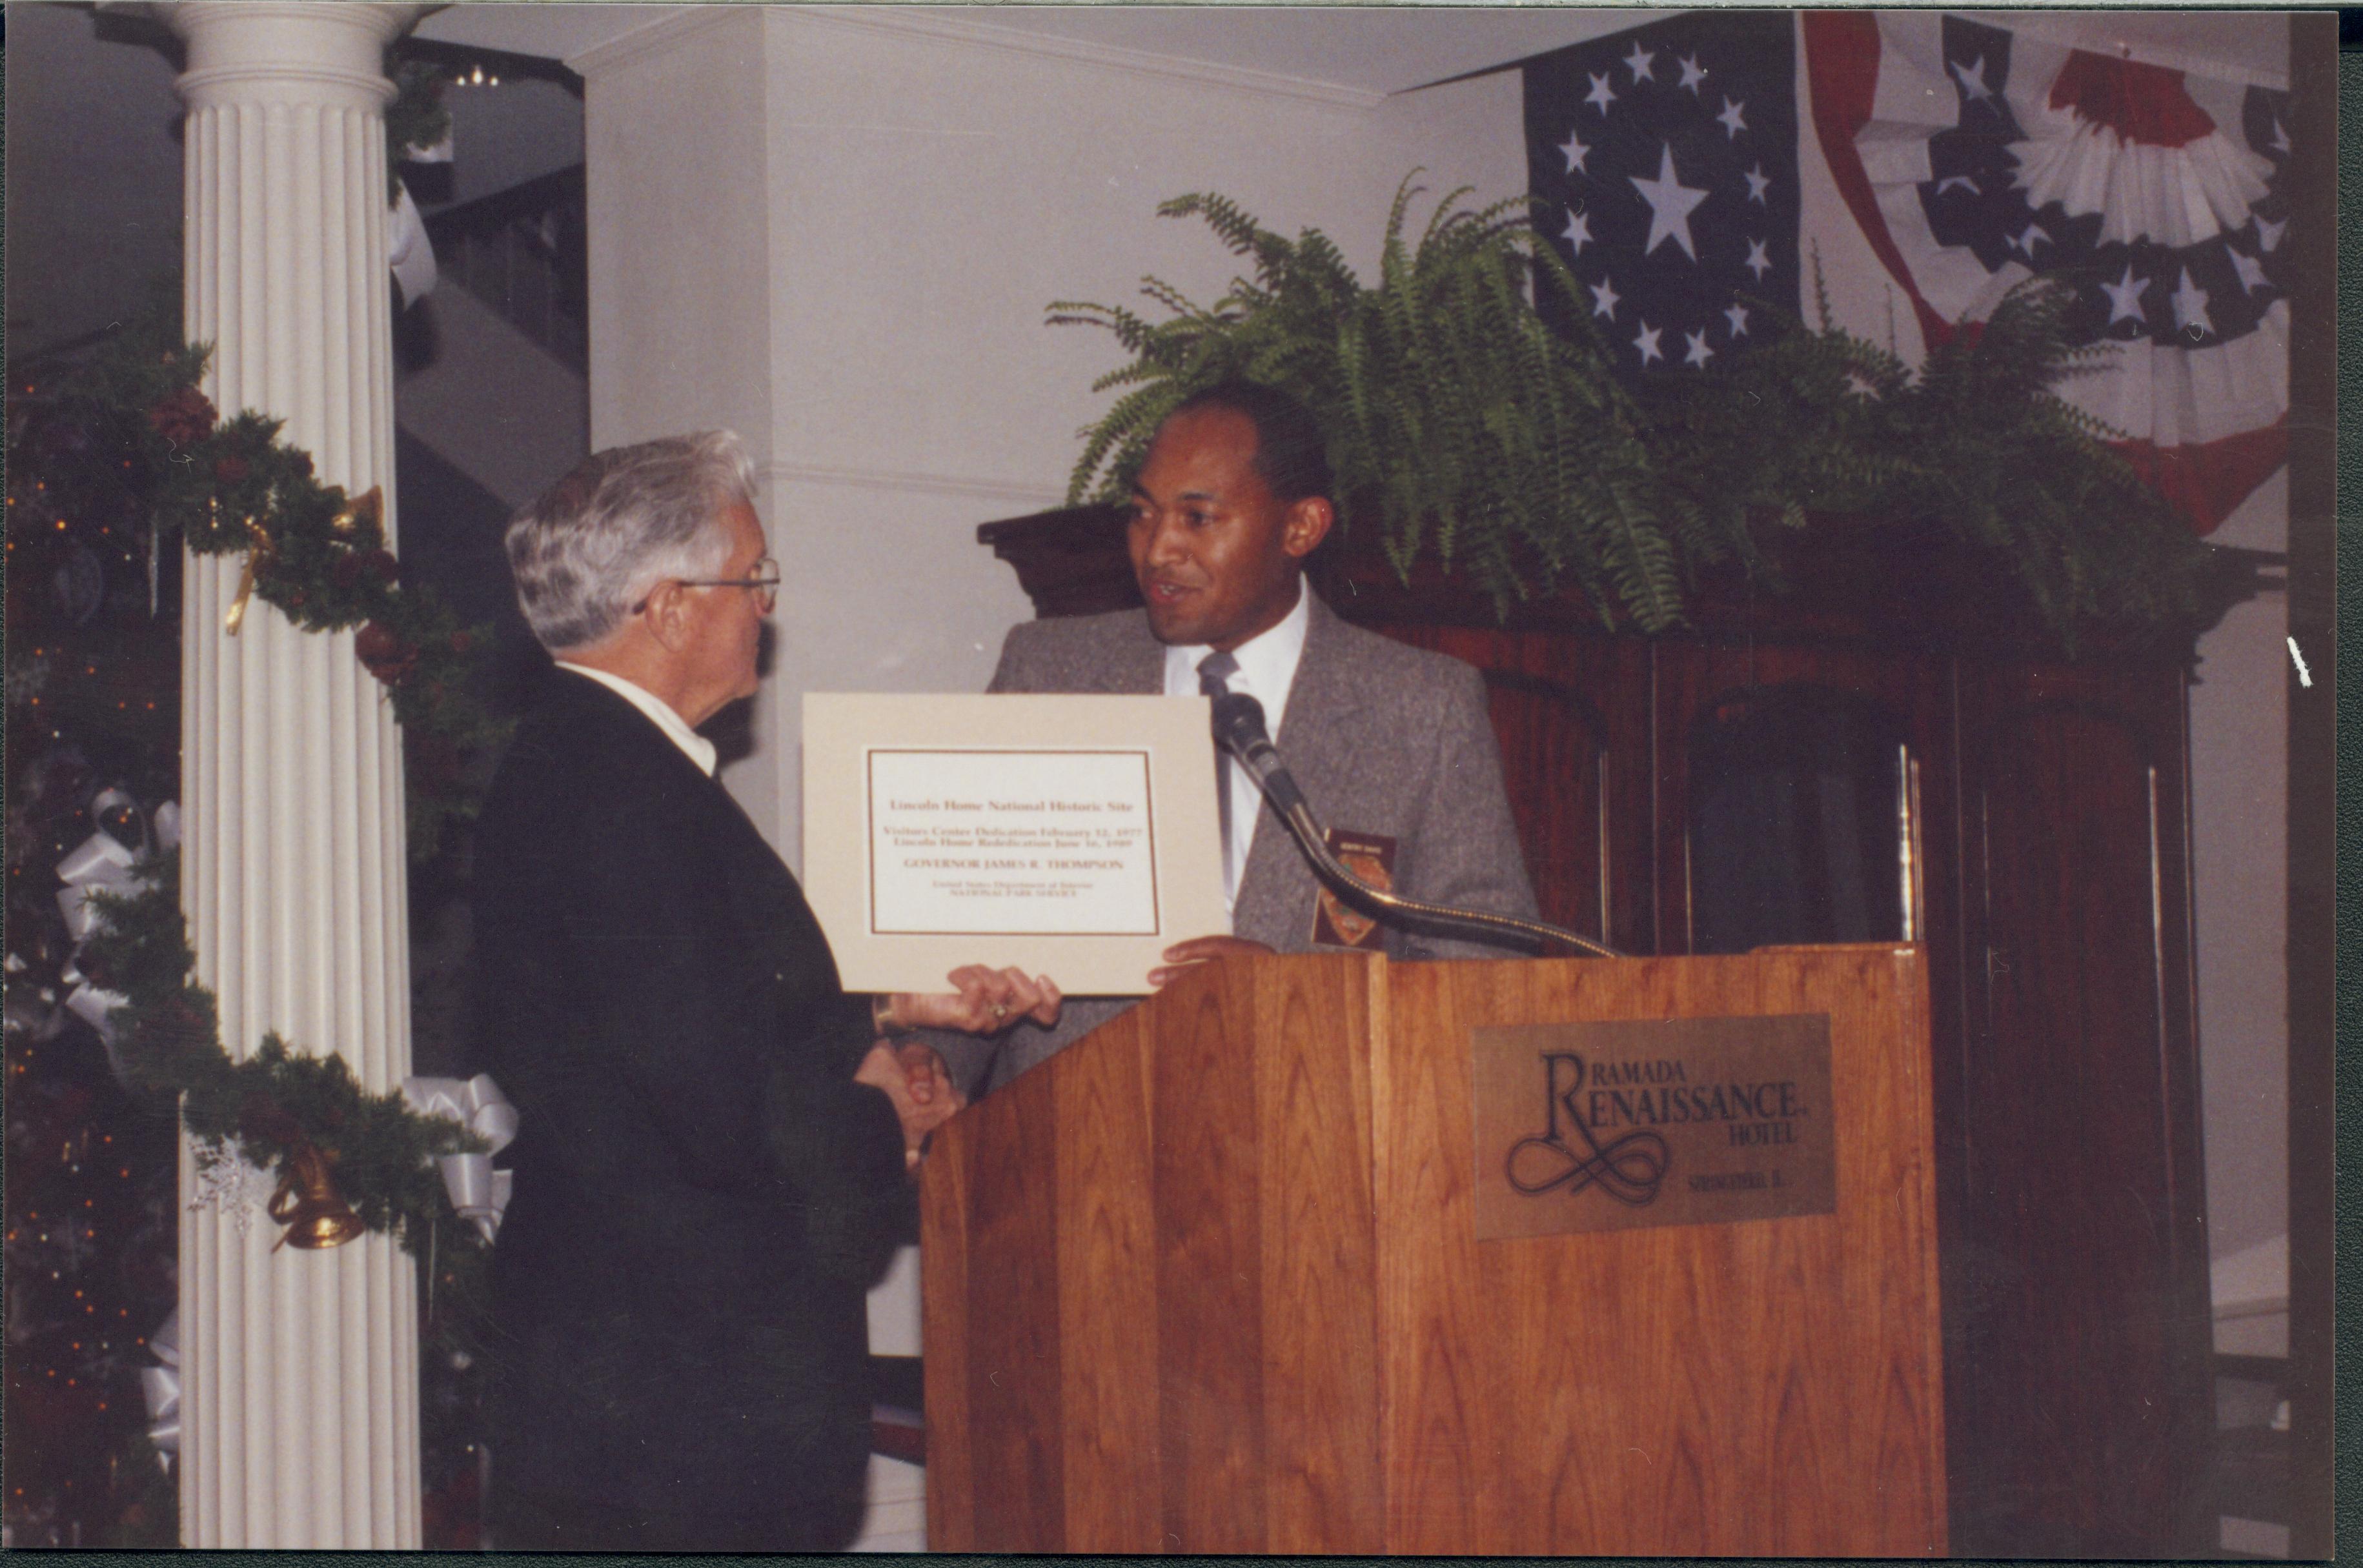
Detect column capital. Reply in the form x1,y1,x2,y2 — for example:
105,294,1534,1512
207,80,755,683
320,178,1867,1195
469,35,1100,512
152,2,429,109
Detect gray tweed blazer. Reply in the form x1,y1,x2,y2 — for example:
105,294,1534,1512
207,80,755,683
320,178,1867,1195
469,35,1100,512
936,590,1537,1094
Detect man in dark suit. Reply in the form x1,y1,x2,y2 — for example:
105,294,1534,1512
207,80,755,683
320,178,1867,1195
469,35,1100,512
471,433,1053,1551
941,383,1537,1094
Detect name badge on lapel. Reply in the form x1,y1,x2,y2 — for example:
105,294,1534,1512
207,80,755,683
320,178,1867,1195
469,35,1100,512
1310,829,1397,950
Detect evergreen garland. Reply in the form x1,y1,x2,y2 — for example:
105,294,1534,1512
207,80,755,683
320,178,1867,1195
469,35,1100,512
1056,177,2219,645
9,299,511,1252
41,305,509,856
79,857,489,1252
383,57,453,199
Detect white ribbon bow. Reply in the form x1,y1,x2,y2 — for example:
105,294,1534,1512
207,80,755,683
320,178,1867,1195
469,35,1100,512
401,1074,518,1244
54,794,177,1067
389,185,438,308
142,1309,181,1471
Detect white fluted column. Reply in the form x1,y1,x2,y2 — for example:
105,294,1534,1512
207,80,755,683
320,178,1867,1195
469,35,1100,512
164,3,426,1547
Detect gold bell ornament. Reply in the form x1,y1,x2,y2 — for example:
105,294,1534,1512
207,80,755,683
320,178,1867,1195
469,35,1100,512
266,1142,367,1251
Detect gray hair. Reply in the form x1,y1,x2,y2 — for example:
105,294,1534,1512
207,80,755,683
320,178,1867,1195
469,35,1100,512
505,431,758,654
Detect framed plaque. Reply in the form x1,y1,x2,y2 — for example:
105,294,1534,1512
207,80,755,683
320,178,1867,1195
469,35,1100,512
802,692,1228,995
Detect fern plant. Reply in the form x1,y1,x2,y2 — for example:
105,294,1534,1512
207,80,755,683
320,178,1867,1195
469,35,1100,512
1056,178,2218,645
1883,282,2215,639
1639,270,2215,645
1051,176,1743,631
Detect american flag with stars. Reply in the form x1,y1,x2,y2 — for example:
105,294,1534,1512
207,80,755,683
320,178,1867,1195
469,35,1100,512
1522,12,1800,378
1804,13,2292,531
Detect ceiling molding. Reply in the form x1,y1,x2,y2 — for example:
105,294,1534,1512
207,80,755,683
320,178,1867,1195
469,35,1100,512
779,5,1388,112
565,5,749,76
762,456,1066,509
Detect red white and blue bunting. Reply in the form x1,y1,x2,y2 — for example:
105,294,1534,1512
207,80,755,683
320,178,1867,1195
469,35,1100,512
1803,13,2293,531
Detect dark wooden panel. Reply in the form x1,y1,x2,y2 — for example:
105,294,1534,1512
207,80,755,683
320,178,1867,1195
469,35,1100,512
975,503,1136,618
1371,624,1655,955
1650,638,1951,960
1951,669,2212,1557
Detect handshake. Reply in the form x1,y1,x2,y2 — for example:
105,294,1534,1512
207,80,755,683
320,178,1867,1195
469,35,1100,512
853,965,1062,1167
847,937,1273,1167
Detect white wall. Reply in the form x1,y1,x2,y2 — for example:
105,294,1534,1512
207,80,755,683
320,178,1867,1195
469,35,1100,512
2188,472,2291,1352
583,8,780,454
580,8,788,821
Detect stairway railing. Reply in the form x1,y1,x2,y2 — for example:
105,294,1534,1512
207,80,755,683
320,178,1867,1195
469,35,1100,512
416,164,587,374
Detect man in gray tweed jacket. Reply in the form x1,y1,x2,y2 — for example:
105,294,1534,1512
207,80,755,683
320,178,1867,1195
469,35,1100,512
935,382,1536,1095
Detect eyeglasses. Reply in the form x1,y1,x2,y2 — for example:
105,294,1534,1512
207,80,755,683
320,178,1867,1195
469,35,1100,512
633,558,780,615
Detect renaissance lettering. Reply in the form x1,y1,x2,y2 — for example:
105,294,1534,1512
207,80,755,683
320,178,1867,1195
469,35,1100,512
1585,1079,1807,1129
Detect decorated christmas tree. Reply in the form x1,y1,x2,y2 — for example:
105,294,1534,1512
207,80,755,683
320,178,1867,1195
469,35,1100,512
5,300,192,1549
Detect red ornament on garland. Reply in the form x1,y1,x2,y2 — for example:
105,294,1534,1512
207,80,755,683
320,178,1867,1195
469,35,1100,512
145,387,215,448
354,621,418,685
410,733,462,794
329,547,397,592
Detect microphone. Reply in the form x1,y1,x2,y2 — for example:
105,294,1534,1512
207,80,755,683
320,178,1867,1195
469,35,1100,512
1210,692,1305,817
1208,693,1621,960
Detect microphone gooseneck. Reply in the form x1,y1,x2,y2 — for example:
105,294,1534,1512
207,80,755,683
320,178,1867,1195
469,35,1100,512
1210,693,1304,816
1209,693,1623,961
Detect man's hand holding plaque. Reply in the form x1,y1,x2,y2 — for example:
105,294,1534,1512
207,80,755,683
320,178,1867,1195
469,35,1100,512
884,964,1064,1037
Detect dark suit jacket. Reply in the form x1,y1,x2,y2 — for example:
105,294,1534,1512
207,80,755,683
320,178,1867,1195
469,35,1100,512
940,590,1537,1092
469,669,906,1544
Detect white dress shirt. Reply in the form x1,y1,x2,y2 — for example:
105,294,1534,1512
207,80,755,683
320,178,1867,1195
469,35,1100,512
1160,587,1311,918
556,661,718,778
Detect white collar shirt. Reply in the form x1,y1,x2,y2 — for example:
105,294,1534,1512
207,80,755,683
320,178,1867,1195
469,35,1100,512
556,661,719,778
1161,585,1312,919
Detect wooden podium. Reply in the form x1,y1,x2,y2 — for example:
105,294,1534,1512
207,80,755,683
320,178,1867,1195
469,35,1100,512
920,946,1947,1555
